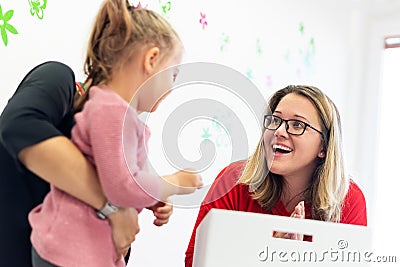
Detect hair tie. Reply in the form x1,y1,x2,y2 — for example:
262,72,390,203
75,82,87,95
127,1,146,11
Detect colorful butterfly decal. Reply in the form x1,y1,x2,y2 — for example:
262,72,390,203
199,12,207,30
159,0,171,16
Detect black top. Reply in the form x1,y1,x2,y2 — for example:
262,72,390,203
0,61,75,266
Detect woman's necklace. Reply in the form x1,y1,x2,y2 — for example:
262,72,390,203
284,188,308,209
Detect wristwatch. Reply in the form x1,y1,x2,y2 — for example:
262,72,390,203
96,201,119,220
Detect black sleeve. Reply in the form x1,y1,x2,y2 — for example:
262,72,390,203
0,61,76,162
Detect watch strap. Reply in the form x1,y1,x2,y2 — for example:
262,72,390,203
96,201,119,220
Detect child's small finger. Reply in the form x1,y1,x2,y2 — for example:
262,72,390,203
154,212,169,220
295,205,302,214
154,218,169,226
159,205,172,212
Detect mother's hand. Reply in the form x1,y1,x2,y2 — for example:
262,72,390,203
108,207,140,258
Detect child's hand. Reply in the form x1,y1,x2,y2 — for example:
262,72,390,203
163,170,203,195
147,200,173,227
273,201,305,240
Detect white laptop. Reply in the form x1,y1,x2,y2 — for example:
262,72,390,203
193,209,372,267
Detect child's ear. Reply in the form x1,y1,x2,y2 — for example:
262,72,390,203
144,47,160,75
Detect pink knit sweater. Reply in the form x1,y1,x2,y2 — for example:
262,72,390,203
29,86,162,267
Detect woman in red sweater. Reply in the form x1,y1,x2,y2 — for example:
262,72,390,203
185,85,367,266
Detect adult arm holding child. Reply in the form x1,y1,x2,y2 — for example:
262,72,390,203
19,135,140,256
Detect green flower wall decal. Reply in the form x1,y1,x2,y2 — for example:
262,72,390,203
0,4,18,46
28,0,47,20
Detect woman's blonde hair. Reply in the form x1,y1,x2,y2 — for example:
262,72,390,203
74,0,181,112
238,85,349,222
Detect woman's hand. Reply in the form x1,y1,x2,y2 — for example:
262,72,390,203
273,201,305,240
108,207,140,258
290,200,305,220
147,199,173,226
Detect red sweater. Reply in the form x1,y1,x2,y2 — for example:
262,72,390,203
185,161,367,267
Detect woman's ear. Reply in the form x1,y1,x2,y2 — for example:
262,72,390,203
318,150,326,158
144,47,160,75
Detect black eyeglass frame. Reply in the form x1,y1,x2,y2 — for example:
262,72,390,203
263,114,323,136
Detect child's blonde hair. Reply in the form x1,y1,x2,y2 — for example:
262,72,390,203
74,0,181,112
239,85,349,222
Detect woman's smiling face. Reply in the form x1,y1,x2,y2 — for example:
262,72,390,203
264,93,325,179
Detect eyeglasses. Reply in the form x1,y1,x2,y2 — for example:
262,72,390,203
264,115,323,136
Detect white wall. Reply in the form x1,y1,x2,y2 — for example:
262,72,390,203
340,0,400,222
358,2,400,260
1,0,398,266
